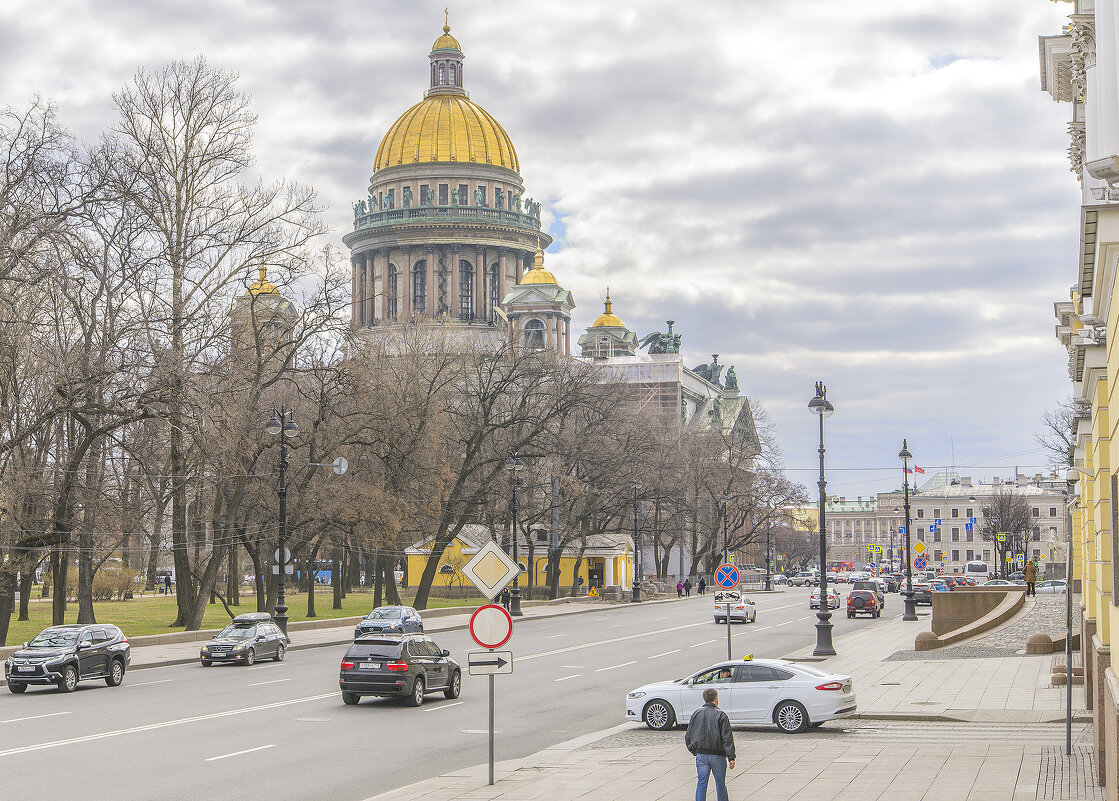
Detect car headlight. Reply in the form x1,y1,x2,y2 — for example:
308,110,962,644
232,644,247,652
201,647,210,654
627,691,646,699
45,654,69,664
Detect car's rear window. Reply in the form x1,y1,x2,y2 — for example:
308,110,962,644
347,642,403,659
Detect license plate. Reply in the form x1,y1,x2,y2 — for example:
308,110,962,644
16,666,35,672
358,662,380,670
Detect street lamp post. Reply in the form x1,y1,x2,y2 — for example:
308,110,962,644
808,381,835,656
631,480,642,603
504,452,524,616
899,440,918,621
265,407,299,635
719,494,730,565
765,520,772,592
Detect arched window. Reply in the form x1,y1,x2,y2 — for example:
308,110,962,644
387,264,398,320
488,263,500,320
459,260,474,320
523,319,546,351
439,65,446,85
450,64,457,85
413,261,427,314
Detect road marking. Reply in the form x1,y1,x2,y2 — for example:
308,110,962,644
751,626,773,632
775,620,795,626
545,634,567,639
462,729,501,734
648,650,681,659
0,712,70,724
128,679,173,687
245,679,290,687
595,661,636,672
205,744,274,762
521,620,709,661
655,616,669,621
608,624,624,629
0,693,334,758
554,674,581,682
422,701,465,713
559,665,584,669
689,640,716,648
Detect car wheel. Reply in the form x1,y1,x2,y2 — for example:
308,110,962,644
444,670,461,699
341,692,360,706
643,699,676,731
58,664,78,693
200,660,212,667
7,682,26,694
847,612,854,618
105,658,125,687
774,700,809,733
244,649,255,667
273,644,285,663
406,676,425,707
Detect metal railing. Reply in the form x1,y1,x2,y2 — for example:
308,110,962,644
354,205,541,232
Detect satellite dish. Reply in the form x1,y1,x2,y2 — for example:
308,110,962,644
332,457,349,476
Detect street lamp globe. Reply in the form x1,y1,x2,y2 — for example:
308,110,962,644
283,418,299,436
265,415,283,436
505,454,524,472
898,443,913,462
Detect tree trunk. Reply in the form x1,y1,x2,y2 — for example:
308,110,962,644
379,554,401,605
18,571,32,621
332,543,343,610
227,542,240,606
145,496,164,592
373,550,383,608
0,572,15,647
306,542,319,618
76,520,95,624
52,545,68,625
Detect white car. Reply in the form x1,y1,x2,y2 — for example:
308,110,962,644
625,658,856,733
810,587,841,609
713,590,756,623
1035,580,1067,594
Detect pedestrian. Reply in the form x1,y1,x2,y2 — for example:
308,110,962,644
1024,560,1038,596
698,577,706,595
684,578,692,597
164,574,172,595
359,573,366,588
677,581,684,598
685,687,735,801
500,586,511,610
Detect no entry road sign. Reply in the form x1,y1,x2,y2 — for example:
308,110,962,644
469,604,514,650
715,563,740,589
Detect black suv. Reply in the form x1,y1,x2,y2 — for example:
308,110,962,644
200,612,288,666
5,624,130,693
339,633,461,707
354,606,424,639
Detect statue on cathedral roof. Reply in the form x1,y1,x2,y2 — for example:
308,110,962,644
725,366,738,391
640,319,681,354
403,186,413,208
692,353,724,386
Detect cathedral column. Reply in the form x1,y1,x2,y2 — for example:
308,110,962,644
401,246,411,319
474,246,485,321
426,245,436,316
365,252,375,324
515,250,525,284
351,257,360,329
378,248,389,320
451,244,461,319
498,248,508,306
546,314,555,350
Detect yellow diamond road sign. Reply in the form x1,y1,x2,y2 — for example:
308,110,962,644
913,541,927,556
461,540,521,599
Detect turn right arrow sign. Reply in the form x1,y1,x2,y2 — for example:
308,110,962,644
468,650,513,676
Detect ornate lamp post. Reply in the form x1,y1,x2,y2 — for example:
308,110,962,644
631,480,642,603
504,452,524,616
808,381,835,656
265,407,298,635
899,439,918,621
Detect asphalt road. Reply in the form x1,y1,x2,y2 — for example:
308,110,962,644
0,586,903,801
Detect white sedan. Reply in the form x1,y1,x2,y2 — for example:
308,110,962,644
713,590,756,623
810,587,841,609
1035,580,1067,594
625,658,856,733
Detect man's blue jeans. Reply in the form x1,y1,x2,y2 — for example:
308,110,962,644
695,753,728,801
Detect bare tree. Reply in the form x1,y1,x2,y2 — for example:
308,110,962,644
1036,397,1080,471
979,487,1031,578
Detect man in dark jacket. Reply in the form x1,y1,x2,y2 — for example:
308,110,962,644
685,688,735,801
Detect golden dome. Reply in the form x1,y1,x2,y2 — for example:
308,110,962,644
247,265,280,296
521,250,558,285
373,94,519,172
592,290,625,328
432,23,461,52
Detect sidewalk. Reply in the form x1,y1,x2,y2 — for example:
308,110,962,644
364,600,1096,801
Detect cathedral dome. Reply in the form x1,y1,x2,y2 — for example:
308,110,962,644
247,265,280,296
521,250,558,285
591,291,624,328
431,24,461,53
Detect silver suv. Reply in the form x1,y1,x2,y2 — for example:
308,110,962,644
789,571,818,587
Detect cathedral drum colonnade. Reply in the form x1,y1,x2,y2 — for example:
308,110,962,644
342,22,552,339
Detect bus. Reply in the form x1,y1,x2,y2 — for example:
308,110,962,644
964,560,991,581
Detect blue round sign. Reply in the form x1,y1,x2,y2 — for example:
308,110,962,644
715,563,740,589
914,555,928,571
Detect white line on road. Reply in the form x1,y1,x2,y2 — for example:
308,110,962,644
554,674,581,682
595,661,636,672
545,634,567,639
522,621,708,661
205,744,274,762
689,640,716,648
608,624,624,629
559,665,583,669
128,679,173,687
750,626,773,632
245,679,290,687
648,650,681,659
0,693,335,759
421,702,465,713
0,712,70,724
775,620,795,626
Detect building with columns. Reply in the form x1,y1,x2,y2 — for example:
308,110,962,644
1041,2,1119,794
502,250,574,355
342,22,552,349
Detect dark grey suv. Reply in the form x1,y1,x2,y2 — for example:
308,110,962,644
4,624,130,693
338,634,460,707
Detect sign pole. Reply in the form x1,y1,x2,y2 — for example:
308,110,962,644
726,600,732,660
488,664,495,786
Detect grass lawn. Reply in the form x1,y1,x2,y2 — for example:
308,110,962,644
3,587,489,646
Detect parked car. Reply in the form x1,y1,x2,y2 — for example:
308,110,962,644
1036,580,1068,595
850,580,885,609
714,590,757,623
772,574,789,586
929,579,952,592
847,590,881,618
625,657,856,733
354,605,424,638
1008,571,1025,581
912,584,932,605
789,571,818,587
881,575,902,592
983,579,1016,586
200,613,287,667
810,587,841,610
5,624,130,693
338,633,460,706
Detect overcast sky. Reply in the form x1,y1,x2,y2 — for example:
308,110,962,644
0,1,1079,499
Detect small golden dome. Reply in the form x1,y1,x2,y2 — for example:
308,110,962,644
591,290,624,328
521,249,558,285
374,94,519,172
432,23,462,52
247,265,280,296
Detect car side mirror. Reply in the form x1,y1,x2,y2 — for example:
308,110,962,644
256,635,265,641
78,641,92,650
441,649,450,657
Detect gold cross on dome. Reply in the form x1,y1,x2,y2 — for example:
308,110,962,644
444,7,449,26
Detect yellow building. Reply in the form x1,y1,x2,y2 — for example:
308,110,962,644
405,525,632,594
